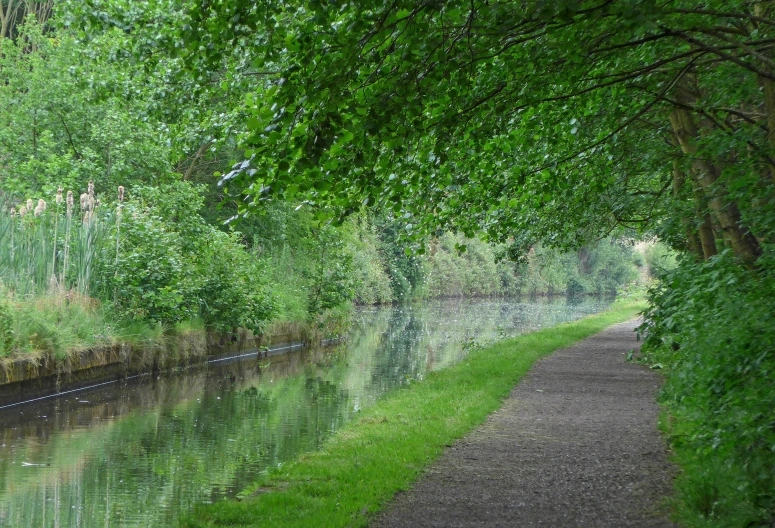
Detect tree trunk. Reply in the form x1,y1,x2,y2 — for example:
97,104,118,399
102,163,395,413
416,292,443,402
670,97,761,265
183,140,213,180
672,159,704,259
0,0,14,40
697,213,717,260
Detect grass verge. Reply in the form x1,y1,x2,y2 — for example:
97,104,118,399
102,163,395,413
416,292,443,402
180,300,647,528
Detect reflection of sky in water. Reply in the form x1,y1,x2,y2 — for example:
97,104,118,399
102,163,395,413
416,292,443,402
0,296,611,527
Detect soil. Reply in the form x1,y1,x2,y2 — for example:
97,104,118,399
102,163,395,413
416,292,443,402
371,320,677,527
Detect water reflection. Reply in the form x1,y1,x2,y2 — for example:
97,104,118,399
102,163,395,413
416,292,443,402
0,296,611,527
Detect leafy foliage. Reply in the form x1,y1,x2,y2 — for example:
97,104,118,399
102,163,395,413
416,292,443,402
640,251,775,525
100,181,275,331
0,20,170,197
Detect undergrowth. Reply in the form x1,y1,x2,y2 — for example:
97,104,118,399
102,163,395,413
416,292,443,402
641,251,775,528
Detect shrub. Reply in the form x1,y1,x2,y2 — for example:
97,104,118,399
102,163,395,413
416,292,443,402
103,208,195,324
101,180,277,330
197,230,275,334
641,250,775,525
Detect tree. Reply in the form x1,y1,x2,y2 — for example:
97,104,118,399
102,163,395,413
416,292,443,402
0,1,53,40
184,0,773,265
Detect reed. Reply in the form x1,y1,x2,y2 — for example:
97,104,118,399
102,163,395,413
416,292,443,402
113,185,124,301
0,186,117,296
51,187,62,288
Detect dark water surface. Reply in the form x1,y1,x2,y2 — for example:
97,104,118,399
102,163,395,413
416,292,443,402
0,297,612,527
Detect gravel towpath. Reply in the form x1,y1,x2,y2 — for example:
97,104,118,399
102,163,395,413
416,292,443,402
372,320,676,528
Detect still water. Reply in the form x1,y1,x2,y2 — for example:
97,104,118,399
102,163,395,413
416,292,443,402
0,297,611,527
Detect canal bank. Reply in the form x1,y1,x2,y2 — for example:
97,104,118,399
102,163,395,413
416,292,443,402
0,321,319,407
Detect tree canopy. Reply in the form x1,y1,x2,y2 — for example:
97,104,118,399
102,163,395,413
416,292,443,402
181,0,773,263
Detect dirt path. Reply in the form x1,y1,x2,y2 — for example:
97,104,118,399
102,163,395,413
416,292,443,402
372,320,676,527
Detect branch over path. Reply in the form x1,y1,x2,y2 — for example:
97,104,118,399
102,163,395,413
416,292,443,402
373,320,676,527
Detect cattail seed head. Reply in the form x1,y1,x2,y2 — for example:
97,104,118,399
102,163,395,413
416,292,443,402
66,191,74,210
88,195,95,212
34,204,42,217
80,193,88,211
19,206,27,217
10,207,16,218
118,185,125,202
26,198,33,211
38,199,46,213
95,199,101,208
56,187,63,204
88,180,94,198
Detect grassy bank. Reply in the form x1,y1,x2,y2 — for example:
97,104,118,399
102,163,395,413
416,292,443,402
180,300,646,528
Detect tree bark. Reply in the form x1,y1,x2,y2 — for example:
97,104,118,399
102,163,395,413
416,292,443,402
183,140,213,181
669,88,761,264
0,0,14,40
697,213,717,260
672,159,704,259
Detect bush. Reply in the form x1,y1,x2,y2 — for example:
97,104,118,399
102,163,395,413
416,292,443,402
101,180,277,330
104,209,195,324
197,230,275,334
641,251,775,526
644,241,678,279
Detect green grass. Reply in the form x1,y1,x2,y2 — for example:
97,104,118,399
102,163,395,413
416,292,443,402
0,291,115,359
0,291,208,360
180,300,646,528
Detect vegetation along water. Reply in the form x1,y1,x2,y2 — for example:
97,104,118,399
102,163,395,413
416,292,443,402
1,1,774,527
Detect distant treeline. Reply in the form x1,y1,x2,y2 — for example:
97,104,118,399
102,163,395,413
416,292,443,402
231,202,644,323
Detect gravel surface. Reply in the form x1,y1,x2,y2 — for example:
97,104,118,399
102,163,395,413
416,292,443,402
372,320,677,528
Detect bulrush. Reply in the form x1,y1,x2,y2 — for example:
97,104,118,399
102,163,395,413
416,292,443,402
63,191,74,286
1,182,122,297
26,199,33,212
88,180,94,199
114,185,125,295
52,190,63,285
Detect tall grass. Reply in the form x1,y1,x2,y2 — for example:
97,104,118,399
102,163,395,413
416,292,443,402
0,186,121,358
0,290,115,359
0,184,115,296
